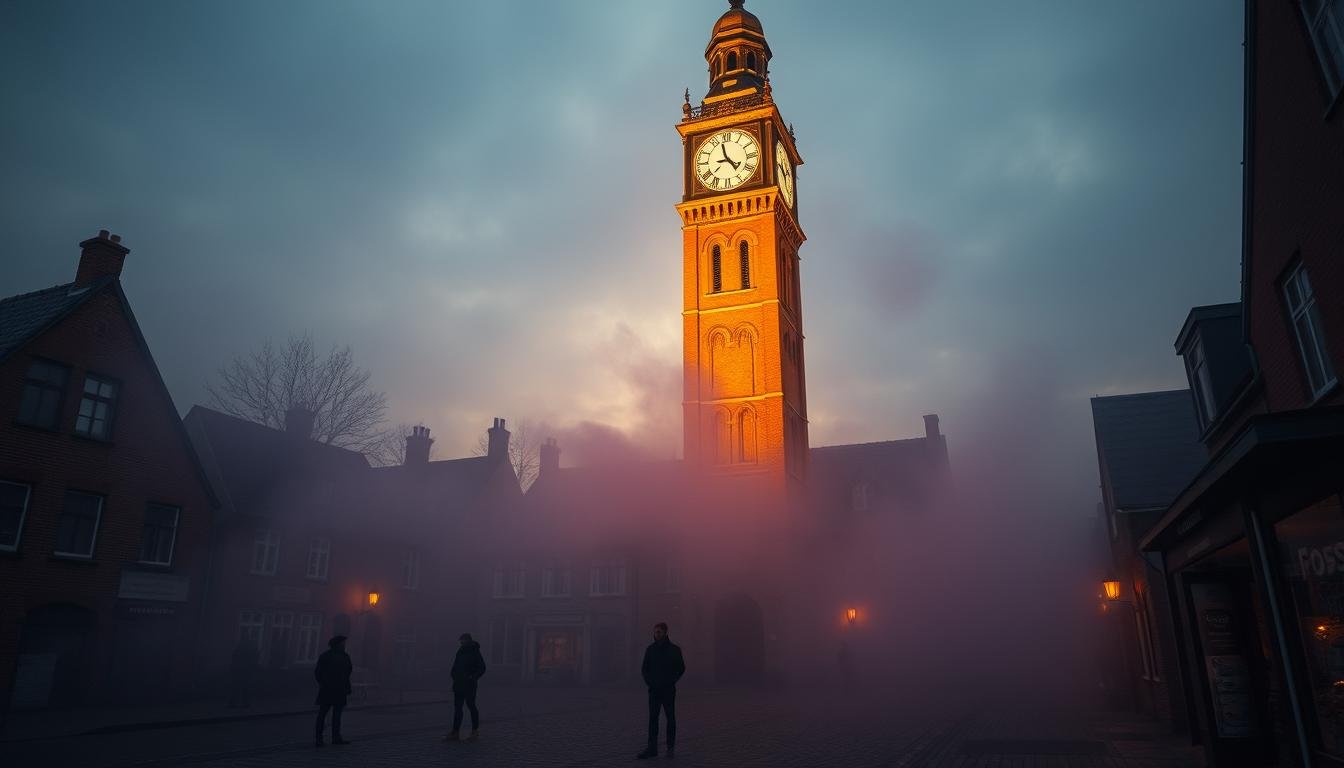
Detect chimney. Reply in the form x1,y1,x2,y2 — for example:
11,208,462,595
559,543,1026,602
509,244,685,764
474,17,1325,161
923,414,940,439
487,417,510,462
404,425,433,466
75,229,130,288
539,437,560,476
284,407,316,441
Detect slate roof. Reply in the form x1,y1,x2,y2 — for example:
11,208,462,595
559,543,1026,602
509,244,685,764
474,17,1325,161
1091,390,1208,512
809,437,944,512
0,280,105,362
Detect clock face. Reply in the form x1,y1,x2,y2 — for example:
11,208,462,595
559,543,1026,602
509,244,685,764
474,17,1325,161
694,129,759,192
774,141,794,207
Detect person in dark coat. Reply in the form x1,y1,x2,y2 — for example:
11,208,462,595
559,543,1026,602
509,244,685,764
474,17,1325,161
314,635,353,747
445,633,487,741
637,622,685,759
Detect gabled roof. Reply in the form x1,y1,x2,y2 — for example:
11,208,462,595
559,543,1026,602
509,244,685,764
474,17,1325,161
185,406,369,517
0,280,106,362
1091,390,1207,512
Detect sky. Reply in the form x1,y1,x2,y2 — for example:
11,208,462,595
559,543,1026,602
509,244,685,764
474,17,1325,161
0,1,1245,514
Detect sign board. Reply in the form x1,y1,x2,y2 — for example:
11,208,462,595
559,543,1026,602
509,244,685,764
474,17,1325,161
118,570,190,602
1189,582,1255,738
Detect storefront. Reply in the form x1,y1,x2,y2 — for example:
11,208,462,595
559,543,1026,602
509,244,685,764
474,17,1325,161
1142,408,1344,767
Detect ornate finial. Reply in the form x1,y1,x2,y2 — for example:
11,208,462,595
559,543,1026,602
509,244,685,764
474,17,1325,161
682,88,692,118
762,74,772,103
788,122,796,140
729,0,745,8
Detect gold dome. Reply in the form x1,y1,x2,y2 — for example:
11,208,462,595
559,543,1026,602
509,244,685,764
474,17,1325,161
712,0,764,38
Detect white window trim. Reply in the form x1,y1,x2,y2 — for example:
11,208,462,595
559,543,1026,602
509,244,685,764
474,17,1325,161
1186,336,1218,426
541,563,572,598
54,491,103,559
492,562,526,599
0,480,32,553
306,538,330,581
251,529,280,575
1284,262,1338,399
137,504,180,566
296,612,323,664
589,558,628,597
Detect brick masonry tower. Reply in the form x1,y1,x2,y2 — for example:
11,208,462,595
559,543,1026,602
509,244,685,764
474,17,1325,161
678,0,808,499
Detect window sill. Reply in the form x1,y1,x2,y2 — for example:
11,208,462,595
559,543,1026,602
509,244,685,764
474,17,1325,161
132,561,174,571
588,593,629,599
11,419,62,434
70,432,115,446
249,571,277,577
705,286,755,298
0,547,21,559
50,553,97,565
1308,378,1340,406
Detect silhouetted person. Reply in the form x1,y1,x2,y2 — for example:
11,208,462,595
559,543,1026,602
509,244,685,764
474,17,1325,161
227,639,258,708
314,635,353,747
445,633,486,741
637,622,685,759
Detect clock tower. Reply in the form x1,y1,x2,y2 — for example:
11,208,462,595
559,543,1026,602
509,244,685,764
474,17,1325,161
677,0,808,499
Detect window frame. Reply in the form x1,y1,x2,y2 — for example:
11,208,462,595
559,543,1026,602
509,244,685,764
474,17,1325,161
1185,335,1219,426
0,480,32,553
541,561,572,598
711,244,723,293
54,490,103,559
137,503,180,566
1282,262,1338,400
739,240,750,289
589,557,628,597
73,372,119,441
1302,0,1344,102
295,612,323,664
239,610,265,650
492,561,526,598
16,358,69,431
306,537,330,581
251,529,280,575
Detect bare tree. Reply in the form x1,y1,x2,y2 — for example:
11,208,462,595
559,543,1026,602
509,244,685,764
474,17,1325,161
475,419,541,491
207,334,388,453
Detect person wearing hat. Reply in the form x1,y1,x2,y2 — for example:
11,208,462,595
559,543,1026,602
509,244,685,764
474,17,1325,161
444,632,487,741
314,635,353,747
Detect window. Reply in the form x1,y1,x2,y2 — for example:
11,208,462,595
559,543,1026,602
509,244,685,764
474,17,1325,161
1186,336,1219,425
493,562,526,598
265,611,293,668
55,490,102,558
746,51,757,72
401,548,420,590
590,557,627,596
251,529,280,575
541,561,571,597
74,374,118,439
239,610,265,650
17,359,68,429
1302,0,1344,98
727,51,737,70
138,503,179,565
0,481,31,552
851,482,872,513
488,615,524,665
711,245,722,293
739,241,750,288
306,538,330,580
296,613,323,664
1283,262,1337,398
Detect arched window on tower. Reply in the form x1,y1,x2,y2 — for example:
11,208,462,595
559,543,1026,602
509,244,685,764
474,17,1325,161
737,409,757,463
739,241,750,289
746,51,757,72
712,56,720,78
727,51,737,70
711,245,722,293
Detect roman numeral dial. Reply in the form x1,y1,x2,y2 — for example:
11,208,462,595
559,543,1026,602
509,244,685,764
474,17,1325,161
694,129,760,192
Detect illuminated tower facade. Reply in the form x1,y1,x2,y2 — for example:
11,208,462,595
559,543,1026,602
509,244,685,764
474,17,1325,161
678,0,808,498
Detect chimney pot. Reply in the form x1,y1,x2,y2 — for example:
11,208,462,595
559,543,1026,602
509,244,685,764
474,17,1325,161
98,229,110,238
923,414,940,438
75,229,131,288
487,417,511,462
405,424,433,465
110,234,121,243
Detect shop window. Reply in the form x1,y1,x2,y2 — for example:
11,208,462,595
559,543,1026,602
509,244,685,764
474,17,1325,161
1274,494,1344,756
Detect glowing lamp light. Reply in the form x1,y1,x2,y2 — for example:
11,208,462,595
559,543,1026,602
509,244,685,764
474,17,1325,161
367,591,380,607
1103,580,1122,601
845,607,858,625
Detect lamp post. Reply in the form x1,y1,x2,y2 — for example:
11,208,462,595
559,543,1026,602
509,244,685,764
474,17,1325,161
845,607,858,626
1102,579,1122,602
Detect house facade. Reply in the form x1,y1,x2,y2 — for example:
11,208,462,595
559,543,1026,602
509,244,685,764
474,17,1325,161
0,231,217,710
1139,2,1344,765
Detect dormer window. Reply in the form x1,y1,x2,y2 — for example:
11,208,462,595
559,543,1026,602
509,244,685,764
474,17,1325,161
1302,0,1344,99
1185,336,1218,426
1283,262,1337,398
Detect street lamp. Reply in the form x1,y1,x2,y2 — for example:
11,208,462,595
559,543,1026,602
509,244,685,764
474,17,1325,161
1102,579,1121,601
845,607,858,625
367,590,380,608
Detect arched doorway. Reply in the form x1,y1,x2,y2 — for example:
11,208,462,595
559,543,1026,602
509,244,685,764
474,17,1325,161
10,603,97,709
714,594,764,685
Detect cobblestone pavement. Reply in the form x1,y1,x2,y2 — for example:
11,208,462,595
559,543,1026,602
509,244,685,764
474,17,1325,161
0,688,1202,768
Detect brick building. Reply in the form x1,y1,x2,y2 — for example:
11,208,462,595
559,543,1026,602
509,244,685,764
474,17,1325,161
185,407,519,697
1137,2,1344,765
0,231,217,710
